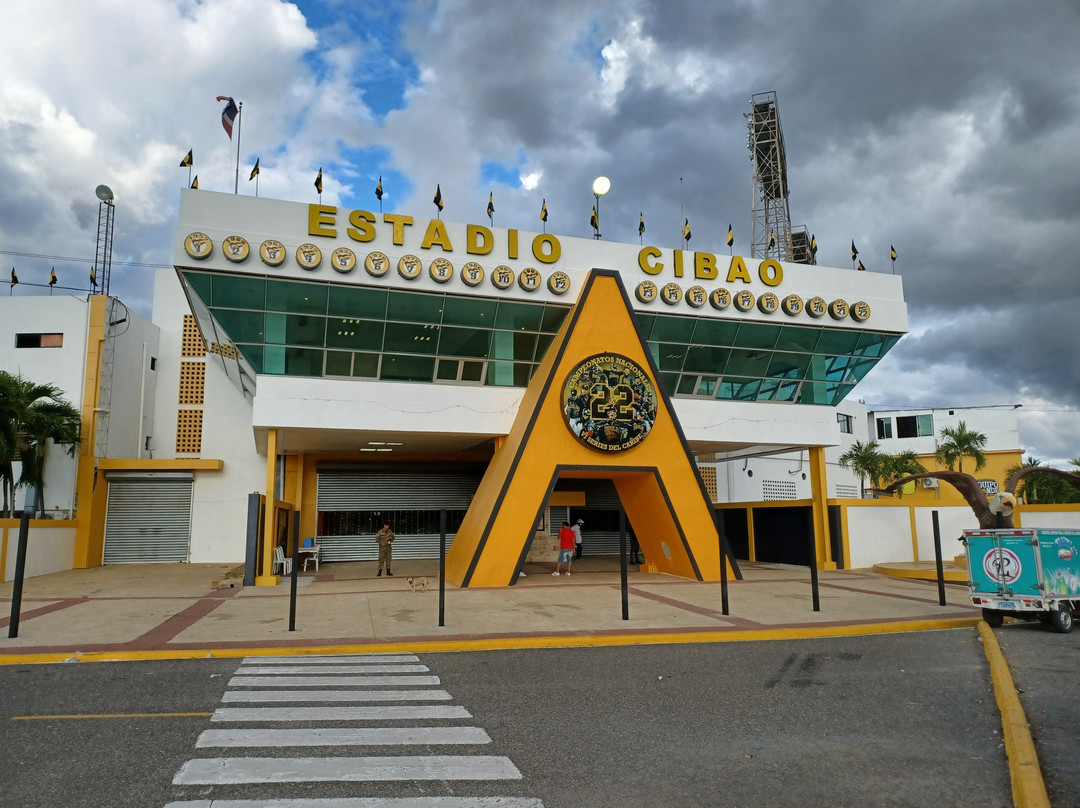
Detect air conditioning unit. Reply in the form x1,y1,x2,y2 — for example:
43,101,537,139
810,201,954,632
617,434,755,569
922,477,939,489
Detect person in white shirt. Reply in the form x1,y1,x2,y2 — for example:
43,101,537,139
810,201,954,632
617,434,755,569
572,518,584,559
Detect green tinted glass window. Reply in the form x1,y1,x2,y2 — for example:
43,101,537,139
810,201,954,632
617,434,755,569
766,352,811,379
691,319,741,347
495,301,543,331
438,326,492,358
267,280,327,315
284,314,325,347
461,361,484,382
696,376,718,396
212,274,265,309
655,344,686,371
353,353,378,377
384,322,439,354
485,361,516,386
816,329,861,355
718,377,761,400
540,305,570,333
845,356,878,383
284,347,324,376
381,354,435,382
535,333,555,360
683,346,731,374
238,344,263,373
676,375,699,395
182,271,212,304
211,309,264,343
725,349,771,376
854,331,897,357
328,285,388,319
436,359,460,380
735,323,780,350
442,296,497,327
326,318,384,350
776,325,821,353
325,350,352,376
387,290,444,323
658,372,679,396
649,314,696,342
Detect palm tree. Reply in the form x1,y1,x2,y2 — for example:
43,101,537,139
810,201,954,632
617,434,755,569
1005,457,1080,505
881,450,926,497
838,439,886,498
0,371,81,516
935,421,988,474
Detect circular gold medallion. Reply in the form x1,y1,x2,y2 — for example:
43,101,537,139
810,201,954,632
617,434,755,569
518,267,542,291
429,257,453,283
259,240,286,267
850,300,871,322
829,299,849,320
686,286,707,308
184,232,213,260
296,243,322,270
562,353,658,453
733,289,756,311
661,283,683,305
461,261,484,287
364,251,389,277
222,235,250,263
635,281,658,303
710,288,731,310
491,265,515,289
398,254,422,279
757,292,780,314
331,247,357,273
781,293,803,316
547,271,571,295
806,296,827,318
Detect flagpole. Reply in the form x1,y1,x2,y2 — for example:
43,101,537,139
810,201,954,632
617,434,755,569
679,177,684,246
255,174,259,198
233,102,243,194
188,166,192,187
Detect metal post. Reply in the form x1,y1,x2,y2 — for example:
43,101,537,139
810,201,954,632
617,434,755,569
439,509,446,627
243,492,261,587
619,509,629,620
288,511,299,631
931,510,947,607
718,512,730,616
7,507,32,638
807,509,820,612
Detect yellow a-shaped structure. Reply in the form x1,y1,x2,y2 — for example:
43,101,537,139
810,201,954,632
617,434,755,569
445,269,725,587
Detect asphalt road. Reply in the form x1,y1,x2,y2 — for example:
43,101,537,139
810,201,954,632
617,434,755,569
3,627,1072,807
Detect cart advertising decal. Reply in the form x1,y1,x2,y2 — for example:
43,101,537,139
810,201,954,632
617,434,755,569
1037,532,1080,596
983,548,1022,585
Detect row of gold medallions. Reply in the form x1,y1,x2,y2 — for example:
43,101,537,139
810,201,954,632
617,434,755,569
635,280,871,322
183,232,572,295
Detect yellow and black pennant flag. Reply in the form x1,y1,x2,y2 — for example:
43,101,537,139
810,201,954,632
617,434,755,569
590,207,599,230
727,224,734,247
768,232,776,251
433,184,443,211
890,245,898,262
9,267,17,288
857,260,866,271
375,176,384,200
540,199,548,222
638,213,645,237
487,192,494,220
314,168,323,194
49,268,57,286
810,234,818,257
683,218,691,242
90,266,97,288
180,149,193,168
851,239,859,261
191,175,199,190
249,158,260,181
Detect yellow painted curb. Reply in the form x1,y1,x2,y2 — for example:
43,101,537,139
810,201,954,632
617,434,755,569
978,621,1051,808
872,563,967,583
0,616,979,666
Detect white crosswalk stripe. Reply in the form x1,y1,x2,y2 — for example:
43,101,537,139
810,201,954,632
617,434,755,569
165,652,544,806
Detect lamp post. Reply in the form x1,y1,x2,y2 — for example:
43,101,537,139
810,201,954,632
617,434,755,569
592,175,610,239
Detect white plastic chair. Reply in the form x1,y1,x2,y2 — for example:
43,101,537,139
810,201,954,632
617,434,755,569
301,541,320,572
272,545,292,575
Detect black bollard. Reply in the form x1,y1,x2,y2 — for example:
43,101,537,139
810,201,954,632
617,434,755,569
619,509,629,620
439,509,446,627
931,510,947,607
288,511,299,631
7,506,32,639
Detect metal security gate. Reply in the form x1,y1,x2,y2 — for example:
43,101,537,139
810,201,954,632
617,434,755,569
316,467,484,561
103,474,193,563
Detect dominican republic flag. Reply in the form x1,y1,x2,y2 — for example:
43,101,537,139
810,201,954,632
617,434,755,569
217,96,238,139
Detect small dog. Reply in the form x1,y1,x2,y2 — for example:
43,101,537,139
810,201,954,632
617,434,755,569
406,576,429,593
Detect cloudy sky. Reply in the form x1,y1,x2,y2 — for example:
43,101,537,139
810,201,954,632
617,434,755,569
3,0,1078,465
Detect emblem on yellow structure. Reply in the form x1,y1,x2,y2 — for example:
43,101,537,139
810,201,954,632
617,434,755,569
259,240,286,267
184,232,213,260
561,353,658,453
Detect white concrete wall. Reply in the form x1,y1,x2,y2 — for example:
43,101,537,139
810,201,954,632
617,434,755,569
1,521,77,581
1018,509,1080,530
846,506,914,569
868,405,1021,456
101,300,160,460
912,506,975,562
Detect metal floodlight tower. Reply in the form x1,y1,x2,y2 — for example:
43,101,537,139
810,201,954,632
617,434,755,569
94,184,116,296
748,92,801,262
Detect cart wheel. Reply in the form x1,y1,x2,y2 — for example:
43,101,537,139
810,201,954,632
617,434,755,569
982,608,1003,628
1049,603,1073,634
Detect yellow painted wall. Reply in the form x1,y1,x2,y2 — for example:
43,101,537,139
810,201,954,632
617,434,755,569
885,449,1022,505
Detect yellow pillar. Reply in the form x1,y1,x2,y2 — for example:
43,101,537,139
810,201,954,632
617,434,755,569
73,296,107,568
808,446,835,569
255,428,279,586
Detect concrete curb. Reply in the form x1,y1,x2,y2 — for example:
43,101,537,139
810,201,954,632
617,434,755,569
0,615,980,666
978,620,1051,808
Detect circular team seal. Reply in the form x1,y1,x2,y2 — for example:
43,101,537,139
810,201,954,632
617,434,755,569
635,281,658,303
518,267,542,291
491,265,515,289
733,289,756,311
562,354,658,453
461,261,484,287
983,548,1022,585
331,247,357,274
850,300,871,322
686,286,707,308
259,240,286,267
782,293,803,316
661,283,683,305
364,251,389,277
757,292,779,314
709,288,731,310
296,243,322,270
806,296,827,318
429,257,453,283
222,235,250,263
183,232,213,260
398,254,422,279
547,271,571,295
829,299,849,320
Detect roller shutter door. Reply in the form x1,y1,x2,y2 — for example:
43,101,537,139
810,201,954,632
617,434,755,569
103,475,193,563
316,470,483,561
